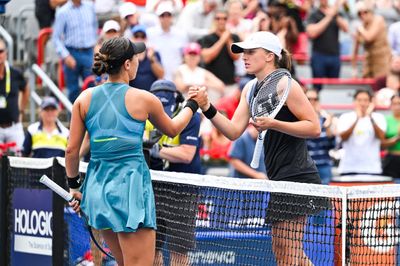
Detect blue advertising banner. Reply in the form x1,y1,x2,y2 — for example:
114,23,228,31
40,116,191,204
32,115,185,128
11,188,52,266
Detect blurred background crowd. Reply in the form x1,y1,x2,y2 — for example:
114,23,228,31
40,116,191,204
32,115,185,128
0,0,399,184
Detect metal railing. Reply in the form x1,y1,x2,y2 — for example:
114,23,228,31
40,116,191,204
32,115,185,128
15,4,34,65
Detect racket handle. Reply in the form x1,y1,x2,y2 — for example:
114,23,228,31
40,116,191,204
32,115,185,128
250,131,266,169
39,175,74,202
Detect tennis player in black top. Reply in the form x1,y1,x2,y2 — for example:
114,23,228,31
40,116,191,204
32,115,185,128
190,31,323,266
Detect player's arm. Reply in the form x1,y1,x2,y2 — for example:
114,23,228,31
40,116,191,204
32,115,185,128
252,80,321,138
196,85,251,140
65,97,87,178
146,93,195,138
79,132,90,159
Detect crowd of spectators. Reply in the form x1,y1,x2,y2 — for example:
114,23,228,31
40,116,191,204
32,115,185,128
2,0,400,183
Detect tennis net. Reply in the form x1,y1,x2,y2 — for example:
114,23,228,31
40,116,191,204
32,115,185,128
3,156,400,265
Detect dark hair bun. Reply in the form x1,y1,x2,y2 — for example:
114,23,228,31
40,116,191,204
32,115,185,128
92,53,109,76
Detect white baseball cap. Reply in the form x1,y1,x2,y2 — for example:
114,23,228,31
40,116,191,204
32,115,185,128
231,31,283,58
155,1,174,16
119,2,137,19
102,20,121,33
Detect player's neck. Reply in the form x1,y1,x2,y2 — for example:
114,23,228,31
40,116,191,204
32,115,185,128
255,67,275,82
108,74,129,84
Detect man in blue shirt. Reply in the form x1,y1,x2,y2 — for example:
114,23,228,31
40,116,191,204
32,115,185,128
52,0,98,103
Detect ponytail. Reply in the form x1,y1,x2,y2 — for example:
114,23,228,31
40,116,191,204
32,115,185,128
274,48,292,71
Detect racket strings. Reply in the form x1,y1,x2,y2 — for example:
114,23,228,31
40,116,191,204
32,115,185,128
251,72,290,118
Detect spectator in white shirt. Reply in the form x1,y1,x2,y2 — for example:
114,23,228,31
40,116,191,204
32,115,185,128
147,1,188,81
337,89,387,175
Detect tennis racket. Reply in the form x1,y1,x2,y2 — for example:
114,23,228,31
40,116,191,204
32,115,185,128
250,68,292,168
39,175,114,261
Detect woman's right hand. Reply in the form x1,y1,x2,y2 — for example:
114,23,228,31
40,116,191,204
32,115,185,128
69,189,82,213
188,86,210,111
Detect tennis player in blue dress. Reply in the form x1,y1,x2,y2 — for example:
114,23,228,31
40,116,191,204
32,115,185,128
65,37,199,266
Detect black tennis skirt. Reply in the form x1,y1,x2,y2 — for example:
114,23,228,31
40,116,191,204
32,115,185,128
265,192,331,224
265,173,330,224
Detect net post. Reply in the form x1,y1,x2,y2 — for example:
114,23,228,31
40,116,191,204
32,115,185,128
52,158,66,266
341,188,348,266
0,156,10,266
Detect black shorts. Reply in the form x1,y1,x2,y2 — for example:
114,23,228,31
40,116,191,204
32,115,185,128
154,182,198,254
265,192,330,224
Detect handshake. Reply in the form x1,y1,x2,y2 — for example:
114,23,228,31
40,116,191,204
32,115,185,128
187,86,210,111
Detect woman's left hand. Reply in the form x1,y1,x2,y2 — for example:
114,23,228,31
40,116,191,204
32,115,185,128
251,117,276,132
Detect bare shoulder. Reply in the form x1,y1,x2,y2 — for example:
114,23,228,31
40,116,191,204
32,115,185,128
79,86,94,99
289,78,305,95
126,87,157,103
286,78,308,108
75,87,93,108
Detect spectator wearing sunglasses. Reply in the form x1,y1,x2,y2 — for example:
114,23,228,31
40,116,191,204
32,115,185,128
198,9,240,93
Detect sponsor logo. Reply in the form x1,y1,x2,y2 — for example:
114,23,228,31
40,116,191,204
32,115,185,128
188,251,236,264
14,209,53,236
361,201,400,253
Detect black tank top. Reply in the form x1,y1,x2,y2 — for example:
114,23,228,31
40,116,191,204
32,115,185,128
264,105,321,184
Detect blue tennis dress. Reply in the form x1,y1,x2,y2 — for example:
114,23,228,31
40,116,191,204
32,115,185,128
81,82,156,232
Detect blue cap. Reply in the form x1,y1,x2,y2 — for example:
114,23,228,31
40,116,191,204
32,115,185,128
150,80,179,117
40,97,58,109
131,24,147,35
